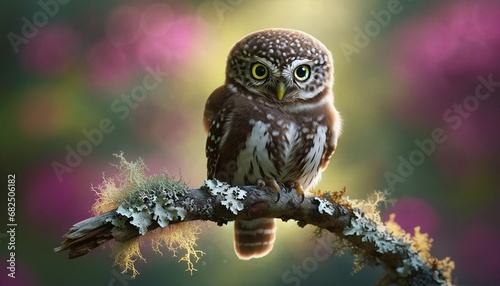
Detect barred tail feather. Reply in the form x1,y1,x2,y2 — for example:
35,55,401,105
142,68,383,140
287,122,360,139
234,218,276,260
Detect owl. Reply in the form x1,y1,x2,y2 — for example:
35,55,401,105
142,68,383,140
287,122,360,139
203,28,342,260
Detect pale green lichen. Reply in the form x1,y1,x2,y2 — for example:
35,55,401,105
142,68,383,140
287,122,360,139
114,181,188,235
344,208,412,255
311,187,351,216
203,179,247,215
307,189,453,283
92,153,187,215
343,202,428,278
91,153,203,277
314,197,335,215
342,192,454,283
387,214,455,283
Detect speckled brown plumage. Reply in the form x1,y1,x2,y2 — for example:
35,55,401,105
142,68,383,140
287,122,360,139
203,28,342,260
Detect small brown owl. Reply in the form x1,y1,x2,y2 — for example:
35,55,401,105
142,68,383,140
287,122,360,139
203,28,341,260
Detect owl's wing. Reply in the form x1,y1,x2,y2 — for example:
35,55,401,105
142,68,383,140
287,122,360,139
320,107,342,171
203,86,232,178
203,86,231,132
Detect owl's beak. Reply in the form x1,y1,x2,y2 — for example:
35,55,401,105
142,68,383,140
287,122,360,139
276,81,286,101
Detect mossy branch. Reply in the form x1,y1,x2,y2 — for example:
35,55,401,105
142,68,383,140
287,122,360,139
54,155,454,285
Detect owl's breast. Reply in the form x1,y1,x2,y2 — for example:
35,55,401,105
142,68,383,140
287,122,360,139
229,103,327,189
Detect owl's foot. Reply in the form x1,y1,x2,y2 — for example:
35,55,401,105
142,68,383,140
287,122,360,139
256,179,304,202
257,178,283,202
286,182,305,203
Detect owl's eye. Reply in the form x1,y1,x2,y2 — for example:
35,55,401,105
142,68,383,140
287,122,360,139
294,65,311,81
250,63,268,80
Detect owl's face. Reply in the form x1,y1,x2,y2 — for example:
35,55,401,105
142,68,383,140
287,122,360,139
225,28,333,104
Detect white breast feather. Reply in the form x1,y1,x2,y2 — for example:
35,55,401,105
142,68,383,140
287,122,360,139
232,119,327,192
302,125,327,189
282,122,299,166
233,120,274,184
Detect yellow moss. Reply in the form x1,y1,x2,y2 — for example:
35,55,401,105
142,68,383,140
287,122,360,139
412,226,432,262
348,191,386,222
112,237,145,278
92,153,148,215
385,213,410,241
111,222,205,277
352,254,368,275
311,186,352,209
432,256,455,282
386,215,434,263
90,153,201,276
148,222,205,275
92,178,125,215
385,214,455,280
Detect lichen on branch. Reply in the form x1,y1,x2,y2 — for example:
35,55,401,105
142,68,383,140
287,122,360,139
55,155,455,285
89,153,201,276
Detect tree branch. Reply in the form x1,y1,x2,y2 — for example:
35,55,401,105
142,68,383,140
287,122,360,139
55,183,453,285
54,156,454,285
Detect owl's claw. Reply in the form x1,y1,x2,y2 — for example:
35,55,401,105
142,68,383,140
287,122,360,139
257,179,304,202
257,178,281,192
287,182,305,203
257,178,282,202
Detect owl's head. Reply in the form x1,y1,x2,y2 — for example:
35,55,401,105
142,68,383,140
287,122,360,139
225,28,333,104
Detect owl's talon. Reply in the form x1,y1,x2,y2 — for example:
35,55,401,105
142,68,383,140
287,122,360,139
266,179,282,193
257,178,282,202
289,182,305,203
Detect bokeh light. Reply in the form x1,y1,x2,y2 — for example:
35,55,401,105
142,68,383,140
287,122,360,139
20,25,80,75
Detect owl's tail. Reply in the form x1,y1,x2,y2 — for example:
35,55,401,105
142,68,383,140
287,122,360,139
234,218,276,260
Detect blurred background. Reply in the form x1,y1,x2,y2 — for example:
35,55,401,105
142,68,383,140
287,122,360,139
1,0,499,285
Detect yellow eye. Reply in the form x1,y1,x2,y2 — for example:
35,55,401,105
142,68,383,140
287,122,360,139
294,65,311,81
251,63,268,80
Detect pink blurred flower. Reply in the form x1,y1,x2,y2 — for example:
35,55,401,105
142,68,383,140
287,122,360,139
89,2,206,89
383,196,439,236
391,1,500,176
137,14,201,70
166,16,200,59
106,5,142,45
440,106,500,167
25,159,111,235
392,1,500,123
86,40,131,90
136,35,173,70
21,25,80,75
458,223,500,283
140,3,173,38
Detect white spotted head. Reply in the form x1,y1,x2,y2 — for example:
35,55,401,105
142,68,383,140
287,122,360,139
225,28,334,105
